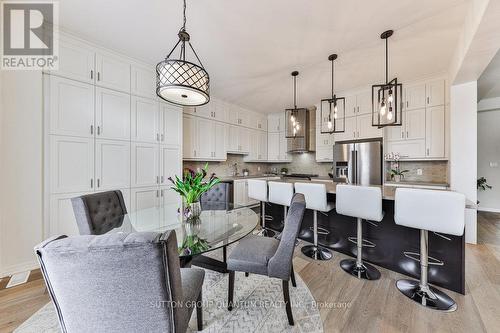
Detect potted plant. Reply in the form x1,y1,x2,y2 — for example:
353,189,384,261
477,177,492,204
169,163,220,222
389,168,409,182
281,167,288,175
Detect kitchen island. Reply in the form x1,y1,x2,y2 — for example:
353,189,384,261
264,179,470,294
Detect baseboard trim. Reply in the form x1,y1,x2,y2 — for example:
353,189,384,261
1,260,39,279
477,206,500,213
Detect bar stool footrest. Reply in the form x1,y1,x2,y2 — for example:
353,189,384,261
309,226,330,236
403,252,444,266
347,237,376,248
396,279,457,312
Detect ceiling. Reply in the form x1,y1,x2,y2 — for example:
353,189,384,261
58,0,468,113
478,49,500,101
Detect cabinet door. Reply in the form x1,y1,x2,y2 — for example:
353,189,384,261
387,140,425,159
258,115,268,131
405,108,426,140
268,132,280,161
197,117,214,159
130,187,160,212
317,133,331,148
238,108,250,127
49,193,85,237
239,128,250,153
55,36,95,83
49,76,94,138
279,131,290,161
194,104,212,119
334,117,356,142
211,99,226,122
268,114,282,132
233,181,246,207
357,114,383,139
183,115,197,158
316,146,333,162
161,104,182,145
405,83,426,110
225,104,239,125
131,64,156,98
385,121,405,141
356,91,372,115
426,79,445,107
259,131,268,160
95,87,130,141
344,95,357,117
131,97,160,143
131,142,160,187
214,122,226,160
160,146,181,185
226,124,240,152
95,51,131,93
95,139,130,190
50,136,94,193
425,106,445,158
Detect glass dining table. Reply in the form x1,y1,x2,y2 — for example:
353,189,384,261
102,203,259,272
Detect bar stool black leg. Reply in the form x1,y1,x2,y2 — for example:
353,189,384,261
260,201,276,237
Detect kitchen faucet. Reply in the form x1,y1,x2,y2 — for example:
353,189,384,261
232,163,238,176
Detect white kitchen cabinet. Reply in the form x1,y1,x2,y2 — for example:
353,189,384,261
268,132,280,161
196,117,213,159
161,103,182,146
95,139,131,190
95,51,131,93
357,114,383,139
279,132,290,161
95,87,131,141
334,117,357,142
387,140,425,159
344,94,357,117
244,130,266,161
316,146,333,162
131,96,160,143
55,35,95,84
50,136,94,194
268,113,283,132
213,122,226,160
160,146,182,184
49,76,94,138
386,122,405,141
425,105,445,158
426,79,445,107
356,91,372,115
131,64,156,99
405,108,426,140
183,114,197,158
239,127,250,153
49,192,85,237
131,142,160,188
259,131,267,160
130,187,160,212
405,83,426,110
226,124,240,153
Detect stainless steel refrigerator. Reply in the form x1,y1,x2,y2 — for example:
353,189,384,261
332,140,383,185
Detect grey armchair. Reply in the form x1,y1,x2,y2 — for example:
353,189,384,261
200,182,230,211
71,190,127,235
226,193,306,326
35,231,204,333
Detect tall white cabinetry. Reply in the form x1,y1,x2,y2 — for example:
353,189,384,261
266,113,291,162
46,33,182,237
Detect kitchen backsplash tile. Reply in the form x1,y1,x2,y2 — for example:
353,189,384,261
183,154,270,177
385,160,448,183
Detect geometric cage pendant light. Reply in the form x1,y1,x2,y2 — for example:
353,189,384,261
371,30,402,128
320,54,345,134
156,0,210,107
285,71,308,138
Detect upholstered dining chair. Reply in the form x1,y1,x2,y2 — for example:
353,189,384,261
35,230,204,333
71,190,128,235
200,182,230,211
226,193,306,326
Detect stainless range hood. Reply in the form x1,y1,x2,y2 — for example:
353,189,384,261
286,107,316,153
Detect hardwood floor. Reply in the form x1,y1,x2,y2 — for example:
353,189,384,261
1,212,499,333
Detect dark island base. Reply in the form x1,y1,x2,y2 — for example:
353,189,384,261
262,194,465,295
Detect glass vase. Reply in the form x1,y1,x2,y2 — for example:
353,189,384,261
183,201,202,223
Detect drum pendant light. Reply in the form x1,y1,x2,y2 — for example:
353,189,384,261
156,0,210,106
320,54,345,133
371,30,402,128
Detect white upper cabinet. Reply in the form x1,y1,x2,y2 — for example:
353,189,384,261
226,124,240,153
357,114,383,139
95,139,131,190
213,122,227,160
405,108,426,140
426,79,445,107
161,103,182,146
356,91,372,115
95,87,131,141
49,76,94,138
405,83,426,110
344,94,357,117
425,105,445,158
131,96,160,143
55,35,95,84
386,140,426,159
131,64,156,99
268,113,282,132
50,136,94,194
95,50,131,93
183,114,198,158
197,117,214,159
334,116,357,142
161,146,182,184
267,132,280,161
131,142,160,188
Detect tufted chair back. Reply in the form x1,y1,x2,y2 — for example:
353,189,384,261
71,190,128,235
200,183,230,211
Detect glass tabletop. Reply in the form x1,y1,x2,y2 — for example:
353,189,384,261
104,203,259,258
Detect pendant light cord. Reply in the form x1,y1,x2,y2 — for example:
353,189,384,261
331,59,335,98
182,0,187,31
293,75,297,109
385,37,388,84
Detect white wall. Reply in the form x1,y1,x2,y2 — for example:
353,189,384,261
477,110,500,211
0,71,44,276
450,81,478,243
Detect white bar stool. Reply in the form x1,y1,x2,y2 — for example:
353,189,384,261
294,183,334,260
247,179,276,237
268,181,294,229
395,188,465,312
336,184,383,280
